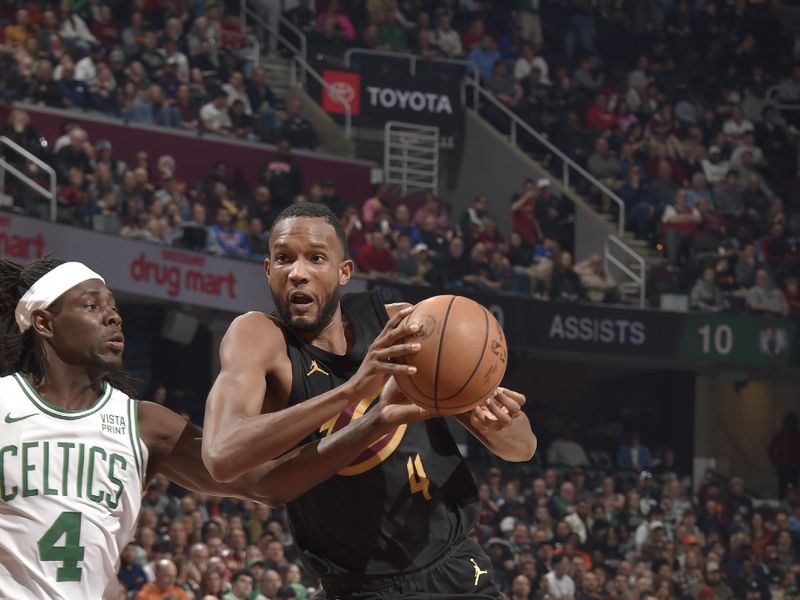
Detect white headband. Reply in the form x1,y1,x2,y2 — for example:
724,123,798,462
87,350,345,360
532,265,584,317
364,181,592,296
14,262,105,332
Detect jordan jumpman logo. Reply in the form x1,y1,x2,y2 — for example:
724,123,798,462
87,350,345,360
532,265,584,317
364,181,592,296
306,360,329,377
470,558,488,585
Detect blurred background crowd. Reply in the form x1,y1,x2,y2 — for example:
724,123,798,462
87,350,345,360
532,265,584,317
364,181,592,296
3,0,800,598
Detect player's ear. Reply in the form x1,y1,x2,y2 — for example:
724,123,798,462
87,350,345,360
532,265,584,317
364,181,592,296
339,259,353,285
30,309,56,340
263,257,271,278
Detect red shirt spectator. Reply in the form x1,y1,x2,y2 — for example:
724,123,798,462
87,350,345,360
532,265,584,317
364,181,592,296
585,93,616,132
357,232,397,276
511,192,541,246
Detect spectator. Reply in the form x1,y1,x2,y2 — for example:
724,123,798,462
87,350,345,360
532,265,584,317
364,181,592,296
723,104,755,147
574,255,618,303
4,8,32,48
702,146,731,186
200,90,233,135
617,432,652,472
546,424,591,468
468,36,501,78
585,93,616,132
223,569,254,600
318,178,347,219
118,542,148,594
485,60,523,111
768,413,800,499
435,16,463,58
135,559,190,600
587,137,624,195
54,55,91,108
514,43,549,84
394,233,417,280
357,232,397,277
257,568,282,600
544,554,576,599
379,10,408,51
246,217,270,260
262,139,304,212
459,194,490,237
746,268,788,316
550,252,587,302
279,98,318,149
691,267,725,312
661,189,701,267
785,277,800,317
510,180,540,246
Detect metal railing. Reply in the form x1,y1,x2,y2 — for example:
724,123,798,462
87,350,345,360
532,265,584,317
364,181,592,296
384,122,439,195
0,136,58,222
462,78,626,237
242,3,351,137
288,57,352,138
604,234,646,308
767,83,800,111
343,48,480,106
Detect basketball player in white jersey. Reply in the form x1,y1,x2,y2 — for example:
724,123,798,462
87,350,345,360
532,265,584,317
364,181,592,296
0,256,436,600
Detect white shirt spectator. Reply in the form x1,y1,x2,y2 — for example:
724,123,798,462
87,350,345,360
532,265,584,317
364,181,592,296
723,117,755,145
701,157,731,185
74,56,97,85
514,55,550,84
200,101,232,132
222,83,254,115
731,143,764,165
661,204,700,223
435,28,463,57
162,50,190,82
544,571,576,599
546,438,590,468
59,14,97,44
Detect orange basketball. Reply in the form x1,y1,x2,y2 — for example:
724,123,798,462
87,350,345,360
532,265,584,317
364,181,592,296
394,295,508,415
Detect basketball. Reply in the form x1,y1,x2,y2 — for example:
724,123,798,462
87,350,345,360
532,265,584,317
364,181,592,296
394,295,508,415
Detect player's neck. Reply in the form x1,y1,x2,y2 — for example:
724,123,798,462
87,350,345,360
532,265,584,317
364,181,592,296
303,308,350,355
29,360,106,411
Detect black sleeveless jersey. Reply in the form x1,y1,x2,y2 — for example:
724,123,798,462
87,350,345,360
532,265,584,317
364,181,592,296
280,291,479,577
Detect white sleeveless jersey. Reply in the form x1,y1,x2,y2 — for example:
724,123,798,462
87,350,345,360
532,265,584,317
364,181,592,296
0,373,148,600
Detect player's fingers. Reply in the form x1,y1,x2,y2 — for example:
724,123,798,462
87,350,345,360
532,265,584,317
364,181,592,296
373,342,421,360
492,390,522,419
485,397,513,427
380,318,423,346
495,387,526,407
381,362,417,375
379,305,415,335
469,406,490,430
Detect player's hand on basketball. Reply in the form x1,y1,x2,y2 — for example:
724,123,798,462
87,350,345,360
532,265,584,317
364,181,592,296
467,387,525,432
377,376,434,426
348,305,421,399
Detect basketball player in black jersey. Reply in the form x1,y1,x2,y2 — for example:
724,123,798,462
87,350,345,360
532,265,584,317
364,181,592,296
202,203,537,599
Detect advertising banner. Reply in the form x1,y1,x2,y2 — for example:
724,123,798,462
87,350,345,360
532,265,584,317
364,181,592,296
0,214,365,314
367,279,799,369
318,68,464,134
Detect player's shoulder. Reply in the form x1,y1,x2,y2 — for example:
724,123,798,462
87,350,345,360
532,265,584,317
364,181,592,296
221,311,287,356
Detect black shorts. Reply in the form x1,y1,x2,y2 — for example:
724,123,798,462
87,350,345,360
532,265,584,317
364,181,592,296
312,537,502,600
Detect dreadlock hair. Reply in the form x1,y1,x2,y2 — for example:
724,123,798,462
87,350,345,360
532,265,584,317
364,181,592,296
0,256,135,395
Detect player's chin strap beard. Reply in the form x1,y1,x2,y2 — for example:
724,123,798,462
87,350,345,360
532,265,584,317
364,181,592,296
271,286,341,333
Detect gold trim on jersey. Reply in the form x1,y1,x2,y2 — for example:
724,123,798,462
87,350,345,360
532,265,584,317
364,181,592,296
319,396,407,476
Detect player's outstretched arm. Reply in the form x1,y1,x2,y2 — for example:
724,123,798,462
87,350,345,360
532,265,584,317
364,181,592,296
139,380,430,505
456,387,537,462
202,307,421,482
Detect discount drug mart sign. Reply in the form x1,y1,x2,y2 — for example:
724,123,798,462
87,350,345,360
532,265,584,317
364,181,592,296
0,213,271,313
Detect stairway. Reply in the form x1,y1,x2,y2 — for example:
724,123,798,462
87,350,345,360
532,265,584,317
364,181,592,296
260,55,293,110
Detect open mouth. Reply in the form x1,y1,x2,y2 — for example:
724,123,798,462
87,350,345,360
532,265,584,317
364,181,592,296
289,291,315,313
